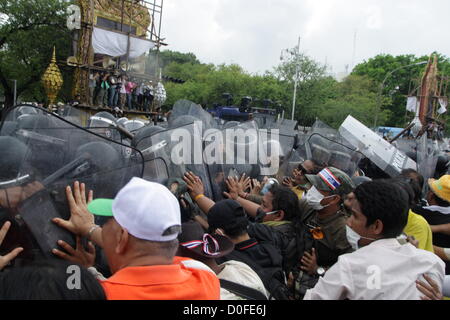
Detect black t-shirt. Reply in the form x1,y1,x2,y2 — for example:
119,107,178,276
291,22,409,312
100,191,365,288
414,205,450,274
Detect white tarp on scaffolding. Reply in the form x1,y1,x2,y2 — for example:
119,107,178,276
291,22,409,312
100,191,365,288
406,96,418,113
438,98,448,114
92,27,155,59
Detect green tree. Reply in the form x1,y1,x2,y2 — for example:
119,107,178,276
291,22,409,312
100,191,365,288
0,0,71,107
315,75,390,128
272,48,336,124
352,53,450,127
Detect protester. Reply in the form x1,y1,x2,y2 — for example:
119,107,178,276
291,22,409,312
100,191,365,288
300,168,355,273
177,221,268,300
52,180,220,300
0,260,106,300
413,175,450,272
304,180,445,300
89,72,99,106
206,199,290,300
0,221,23,270
183,172,299,275
392,176,434,252
283,160,322,199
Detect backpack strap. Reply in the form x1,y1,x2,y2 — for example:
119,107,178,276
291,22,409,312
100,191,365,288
219,279,268,300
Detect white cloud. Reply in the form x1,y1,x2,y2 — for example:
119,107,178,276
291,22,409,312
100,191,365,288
162,0,450,75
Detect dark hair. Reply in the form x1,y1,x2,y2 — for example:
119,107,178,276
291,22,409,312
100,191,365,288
400,169,424,191
217,220,248,238
430,191,450,208
207,200,249,239
0,260,106,300
268,184,300,221
354,180,409,238
396,174,422,205
391,177,417,207
208,211,248,239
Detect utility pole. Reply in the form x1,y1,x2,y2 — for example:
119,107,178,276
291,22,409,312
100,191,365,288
7,79,17,106
373,61,428,128
13,80,17,106
291,36,301,121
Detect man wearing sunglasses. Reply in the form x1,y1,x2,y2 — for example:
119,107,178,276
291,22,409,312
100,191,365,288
283,160,322,199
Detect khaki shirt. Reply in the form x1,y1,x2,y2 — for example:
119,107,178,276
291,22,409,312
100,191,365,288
299,198,353,267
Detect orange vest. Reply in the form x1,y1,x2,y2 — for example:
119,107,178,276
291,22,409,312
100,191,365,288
101,257,220,300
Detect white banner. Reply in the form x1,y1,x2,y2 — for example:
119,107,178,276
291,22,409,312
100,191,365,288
406,96,418,113
438,97,448,114
92,27,155,59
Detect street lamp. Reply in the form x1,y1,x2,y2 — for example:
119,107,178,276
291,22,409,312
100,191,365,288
373,61,428,128
291,37,301,121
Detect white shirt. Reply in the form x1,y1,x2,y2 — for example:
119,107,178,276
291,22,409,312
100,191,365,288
304,238,445,300
218,260,269,300
176,259,268,300
423,205,450,215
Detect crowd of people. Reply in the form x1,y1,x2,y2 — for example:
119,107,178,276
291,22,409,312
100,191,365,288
89,71,155,112
0,157,450,300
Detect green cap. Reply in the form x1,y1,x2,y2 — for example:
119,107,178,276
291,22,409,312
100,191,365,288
88,199,114,217
305,167,355,196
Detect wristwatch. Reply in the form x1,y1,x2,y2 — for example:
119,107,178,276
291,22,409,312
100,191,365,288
317,266,326,277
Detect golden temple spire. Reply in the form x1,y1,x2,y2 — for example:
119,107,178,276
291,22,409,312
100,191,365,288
42,46,63,110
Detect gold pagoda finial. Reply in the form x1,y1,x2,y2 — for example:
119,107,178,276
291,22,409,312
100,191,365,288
42,46,63,110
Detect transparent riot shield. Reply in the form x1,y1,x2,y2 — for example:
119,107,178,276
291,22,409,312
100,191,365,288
310,119,339,140
304,133,363,177
122,119,146,133
416,135,439,185
253,113,277,128
0,105,144,261
339,115,417,177
205,120,270,201
133,121,215,201
169,100,216,132
395,138,417,156
56,104,91,127
87,111,122,142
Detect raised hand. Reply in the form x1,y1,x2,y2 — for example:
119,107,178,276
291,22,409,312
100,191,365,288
52,181,95,237
283,177,295,188
223,177,240,200
250,179,262,195
300,248,318,276
52,236,96,268
0,221,23,270
183,172,205,199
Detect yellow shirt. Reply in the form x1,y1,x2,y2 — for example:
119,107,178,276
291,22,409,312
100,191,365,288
291,186,304,200
403,209,434,253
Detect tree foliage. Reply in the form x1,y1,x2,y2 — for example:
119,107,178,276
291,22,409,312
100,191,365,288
315,75,390,128
0,0,71,107
352,53,450,127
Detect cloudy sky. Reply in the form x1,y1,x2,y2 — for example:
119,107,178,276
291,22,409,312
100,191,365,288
161,0,450,76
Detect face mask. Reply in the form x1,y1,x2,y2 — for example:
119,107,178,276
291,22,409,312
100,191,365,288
305,186,332,211
345,225,376,250
261,179,276,195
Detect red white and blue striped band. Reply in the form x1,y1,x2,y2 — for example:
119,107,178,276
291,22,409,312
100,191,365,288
318,168,341,190
181,234,221,256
